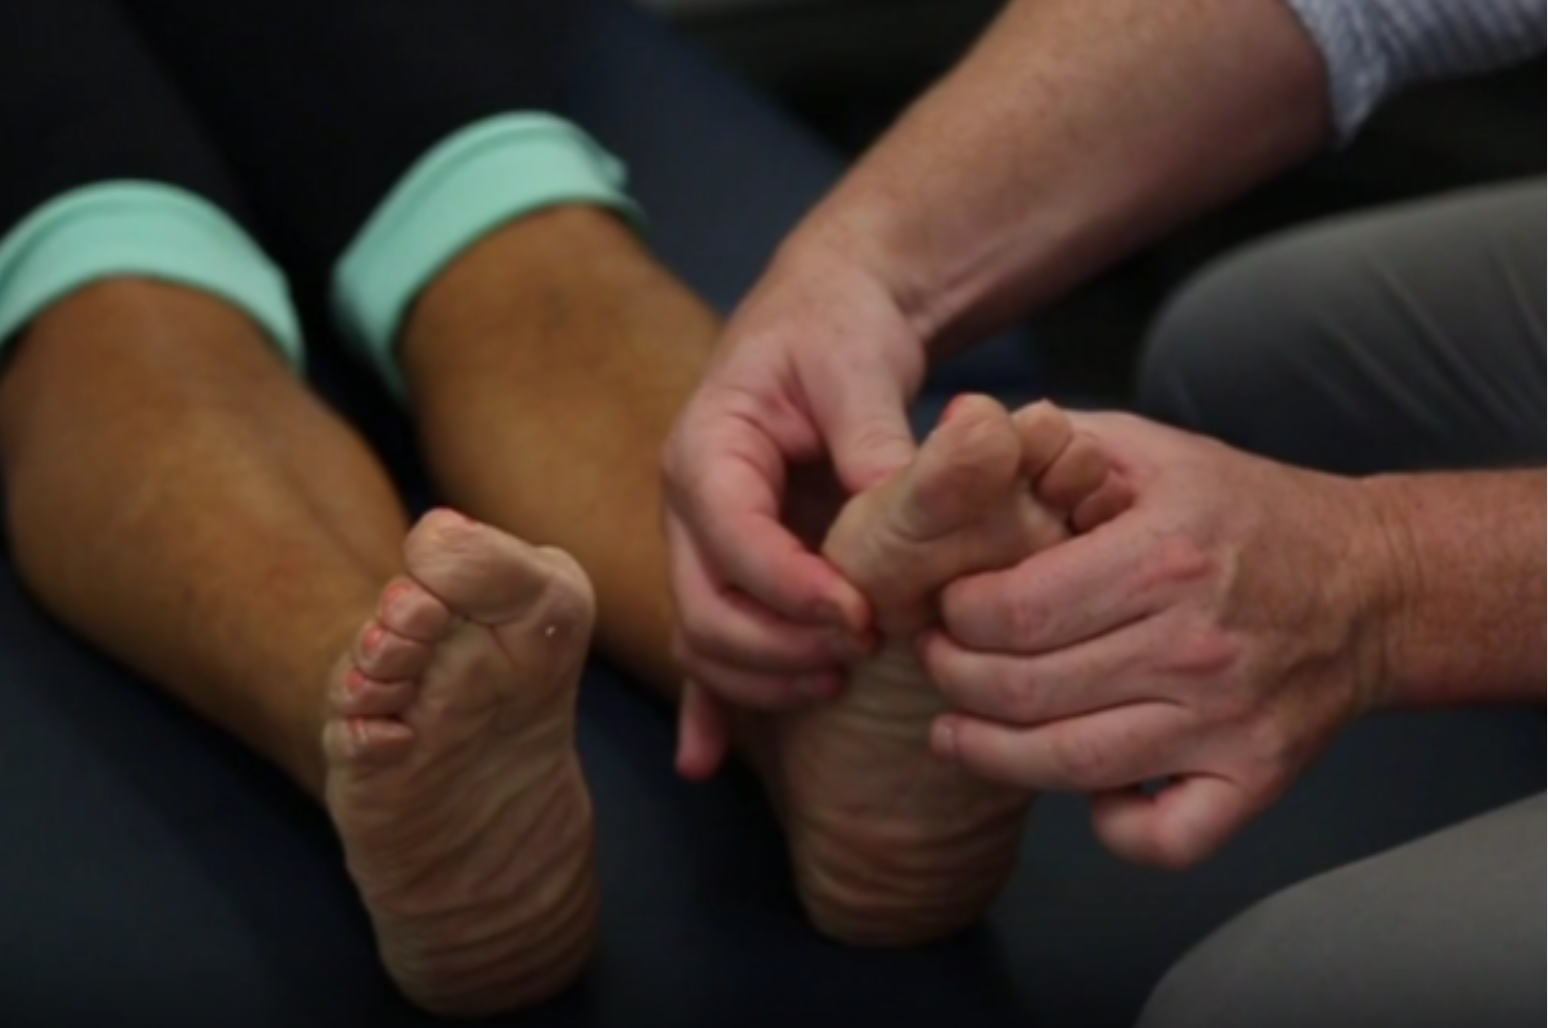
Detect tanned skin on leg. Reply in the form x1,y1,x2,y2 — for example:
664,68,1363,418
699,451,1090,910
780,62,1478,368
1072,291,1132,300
0,280,599,1014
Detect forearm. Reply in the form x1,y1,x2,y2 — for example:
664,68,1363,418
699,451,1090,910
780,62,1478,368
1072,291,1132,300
788,0,1331,353
1364,469,1546,708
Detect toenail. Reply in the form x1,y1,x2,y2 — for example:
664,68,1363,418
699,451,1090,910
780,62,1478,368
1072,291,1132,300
349,717,371,747
364,625,385,656
346,669,368,694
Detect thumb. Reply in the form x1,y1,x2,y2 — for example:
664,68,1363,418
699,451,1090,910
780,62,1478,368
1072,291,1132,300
814,371,917,493
1090,776,1263,871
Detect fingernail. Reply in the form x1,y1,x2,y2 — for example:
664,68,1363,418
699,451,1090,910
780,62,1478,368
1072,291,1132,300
940,396,971,425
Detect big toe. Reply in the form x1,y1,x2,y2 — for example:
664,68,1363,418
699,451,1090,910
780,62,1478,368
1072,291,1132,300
823,396,1040,632
890,395,1024,542
405,509,595,635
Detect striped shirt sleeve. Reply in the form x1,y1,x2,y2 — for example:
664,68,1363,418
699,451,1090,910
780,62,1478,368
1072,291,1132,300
1281,0,1547,138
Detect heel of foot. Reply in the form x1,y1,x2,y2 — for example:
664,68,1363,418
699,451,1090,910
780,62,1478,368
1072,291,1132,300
328,511,600,1017
388,864,600,1016
793,824,1027,947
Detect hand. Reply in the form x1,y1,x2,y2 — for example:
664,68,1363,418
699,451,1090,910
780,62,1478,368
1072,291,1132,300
663,238,929,778
921,412,1399,869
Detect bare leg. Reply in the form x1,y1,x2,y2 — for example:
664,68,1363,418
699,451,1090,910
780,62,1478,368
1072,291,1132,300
0,281,596,1014
0,280,403,789
403,207,716,696
399,225,1127,945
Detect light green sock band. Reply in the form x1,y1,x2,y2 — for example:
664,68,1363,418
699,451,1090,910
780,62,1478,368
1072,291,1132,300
0,182,302,366
334,113,643,401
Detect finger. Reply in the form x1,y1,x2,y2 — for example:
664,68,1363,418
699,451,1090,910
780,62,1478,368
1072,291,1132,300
919,619,1165,724
1036,432,1110,513
810,367,918,494
670,524,865,674
1012,401,1076,480
665,436,873,631
938,515,1176,652
932,703,1196,793
1090,775,1266,871
675,645,845,711
676,683,735,781
1072,476,1134,533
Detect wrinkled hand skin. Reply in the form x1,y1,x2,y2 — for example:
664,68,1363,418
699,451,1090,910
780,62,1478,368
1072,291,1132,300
663,241,930,779
923,412,1405,871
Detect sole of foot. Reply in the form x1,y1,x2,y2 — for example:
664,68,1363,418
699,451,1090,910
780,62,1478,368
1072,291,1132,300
764,396,1115,946
323,510,599,1016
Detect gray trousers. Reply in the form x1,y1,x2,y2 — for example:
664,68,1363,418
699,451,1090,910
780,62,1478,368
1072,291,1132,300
1135,180,1545,1028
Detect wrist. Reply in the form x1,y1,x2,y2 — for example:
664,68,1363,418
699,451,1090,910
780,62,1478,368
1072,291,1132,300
1355,471,1547,709
760,216,934,377
783,188,962,357
1347,475,1424,712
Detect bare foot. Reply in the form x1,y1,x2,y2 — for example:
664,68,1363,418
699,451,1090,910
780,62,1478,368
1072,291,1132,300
764,396,1116,945
323,511,598,1016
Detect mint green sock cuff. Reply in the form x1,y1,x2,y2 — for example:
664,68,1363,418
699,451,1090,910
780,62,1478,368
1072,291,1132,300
334,113,643,400
0,182,302,366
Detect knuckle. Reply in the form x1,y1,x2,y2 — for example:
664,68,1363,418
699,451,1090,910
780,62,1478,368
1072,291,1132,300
846,419,902,456
1163,622,1239,679
1144,536,1214,593
1000,589,1050,647
1210,686,1259,730
991,666,1041,723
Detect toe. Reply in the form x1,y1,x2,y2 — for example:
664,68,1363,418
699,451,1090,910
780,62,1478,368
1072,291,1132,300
355,621,434,681
892,395,1022,542
332,666,419,719
1037,433,1112,512
379,577,455,643
1013,401,1076,480
405,512,595,633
